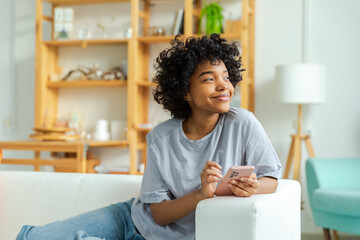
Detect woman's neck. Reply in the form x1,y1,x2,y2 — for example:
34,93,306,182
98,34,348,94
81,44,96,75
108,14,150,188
182,113,220,140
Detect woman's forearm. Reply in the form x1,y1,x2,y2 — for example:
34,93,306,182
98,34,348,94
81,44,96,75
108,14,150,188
150,189,207,226
150,177,278,226
257,177,278,194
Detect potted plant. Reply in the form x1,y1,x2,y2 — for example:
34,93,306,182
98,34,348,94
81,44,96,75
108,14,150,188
198,3,224,35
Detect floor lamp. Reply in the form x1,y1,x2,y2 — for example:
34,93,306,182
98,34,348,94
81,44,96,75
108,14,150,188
276,64,326,182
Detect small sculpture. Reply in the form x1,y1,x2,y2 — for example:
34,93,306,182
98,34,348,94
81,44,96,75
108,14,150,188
62,64,126,81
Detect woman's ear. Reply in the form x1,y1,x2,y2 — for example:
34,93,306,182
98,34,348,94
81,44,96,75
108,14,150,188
184,92,190,102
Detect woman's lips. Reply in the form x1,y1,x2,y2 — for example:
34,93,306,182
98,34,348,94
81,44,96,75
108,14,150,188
212,94,230,101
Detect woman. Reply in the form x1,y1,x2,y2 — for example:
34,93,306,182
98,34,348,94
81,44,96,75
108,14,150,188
17,34,281,240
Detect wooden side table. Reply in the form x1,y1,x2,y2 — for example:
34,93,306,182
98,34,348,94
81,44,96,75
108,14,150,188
0,140,129,173
0,141,89,173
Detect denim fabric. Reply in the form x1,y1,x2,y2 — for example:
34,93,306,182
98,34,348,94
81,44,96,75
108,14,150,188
16,198,145,240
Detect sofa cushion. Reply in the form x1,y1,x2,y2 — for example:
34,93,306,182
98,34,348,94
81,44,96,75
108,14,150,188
312,188,360,216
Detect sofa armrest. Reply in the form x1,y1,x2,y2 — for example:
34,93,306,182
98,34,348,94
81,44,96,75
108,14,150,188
195,179,300,240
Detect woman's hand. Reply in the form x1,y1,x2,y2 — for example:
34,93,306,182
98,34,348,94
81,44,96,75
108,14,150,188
228,172,259,197
200,161,223,199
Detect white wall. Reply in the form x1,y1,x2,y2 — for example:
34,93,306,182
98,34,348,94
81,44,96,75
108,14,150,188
255,0,360,234
0,0,16,139
0,0,36,171
1,0,360,234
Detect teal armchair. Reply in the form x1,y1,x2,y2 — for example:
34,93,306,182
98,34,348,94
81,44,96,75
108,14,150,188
306,158,360,239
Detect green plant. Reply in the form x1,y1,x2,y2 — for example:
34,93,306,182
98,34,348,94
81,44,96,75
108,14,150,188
198,3,224,35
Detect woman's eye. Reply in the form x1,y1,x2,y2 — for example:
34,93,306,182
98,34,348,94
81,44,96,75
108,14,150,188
203,78,214,82
224,76,230,81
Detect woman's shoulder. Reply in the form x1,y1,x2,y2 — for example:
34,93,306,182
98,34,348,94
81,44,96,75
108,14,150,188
146,118,181,145
225,107,254,123
225,108,265,137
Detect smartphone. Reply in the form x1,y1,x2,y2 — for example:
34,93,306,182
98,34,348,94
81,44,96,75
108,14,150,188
214,166,255,196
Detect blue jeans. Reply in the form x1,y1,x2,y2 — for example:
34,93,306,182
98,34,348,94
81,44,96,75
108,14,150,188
16,198,145,240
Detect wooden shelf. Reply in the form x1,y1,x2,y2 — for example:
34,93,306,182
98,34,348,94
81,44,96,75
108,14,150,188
43,35,240,48
109,170,144,175
43,0,130,5
138,35,175,44
137,81,156,87
43,0,169,4
88,140,128,148
47,80,127,88
136,127,153,132
44,39,129,47
137,34,241,45
191,34,242,41
0,140,128,150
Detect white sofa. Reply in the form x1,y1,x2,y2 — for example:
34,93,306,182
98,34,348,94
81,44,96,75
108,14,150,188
0,171,301,240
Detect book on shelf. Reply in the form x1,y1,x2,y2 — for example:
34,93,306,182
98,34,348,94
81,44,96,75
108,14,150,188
173,8,184,35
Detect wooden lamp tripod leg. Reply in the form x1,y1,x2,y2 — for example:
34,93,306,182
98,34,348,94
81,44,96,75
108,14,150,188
284,105,318,181
292,135,302,181
284,104,303,181
284,134,302,181
305,135,315,158
284,136,295,179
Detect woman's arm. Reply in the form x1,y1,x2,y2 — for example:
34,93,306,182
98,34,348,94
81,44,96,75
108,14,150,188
150,189,204,226
150,161,223,226
257,176,278,194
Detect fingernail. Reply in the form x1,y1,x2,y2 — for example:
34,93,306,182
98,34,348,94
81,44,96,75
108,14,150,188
240,178,245,181
231,180,236,184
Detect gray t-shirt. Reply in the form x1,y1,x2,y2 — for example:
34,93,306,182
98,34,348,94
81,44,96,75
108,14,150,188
131,107,282,240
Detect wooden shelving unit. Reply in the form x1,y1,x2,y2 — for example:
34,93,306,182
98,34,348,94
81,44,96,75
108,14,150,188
31,0,254,175
31,0,134,173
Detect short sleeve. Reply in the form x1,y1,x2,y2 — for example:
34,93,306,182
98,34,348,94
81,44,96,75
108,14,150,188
139,145,173,204
243,113,282,179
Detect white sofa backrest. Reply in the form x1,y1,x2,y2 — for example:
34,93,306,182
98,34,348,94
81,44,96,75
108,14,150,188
0,171,143,240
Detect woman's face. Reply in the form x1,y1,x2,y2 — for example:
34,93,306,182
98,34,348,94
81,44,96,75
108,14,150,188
184,60,234,117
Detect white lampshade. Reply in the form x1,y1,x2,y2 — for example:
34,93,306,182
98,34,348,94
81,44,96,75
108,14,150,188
276,64,326,104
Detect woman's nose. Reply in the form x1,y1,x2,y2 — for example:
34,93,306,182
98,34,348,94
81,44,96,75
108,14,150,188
215,78,228,91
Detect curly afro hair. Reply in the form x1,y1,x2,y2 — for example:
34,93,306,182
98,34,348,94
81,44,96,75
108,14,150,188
153,34,245,119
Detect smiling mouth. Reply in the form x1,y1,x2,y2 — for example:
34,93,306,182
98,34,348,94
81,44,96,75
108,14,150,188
211,94,230,101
